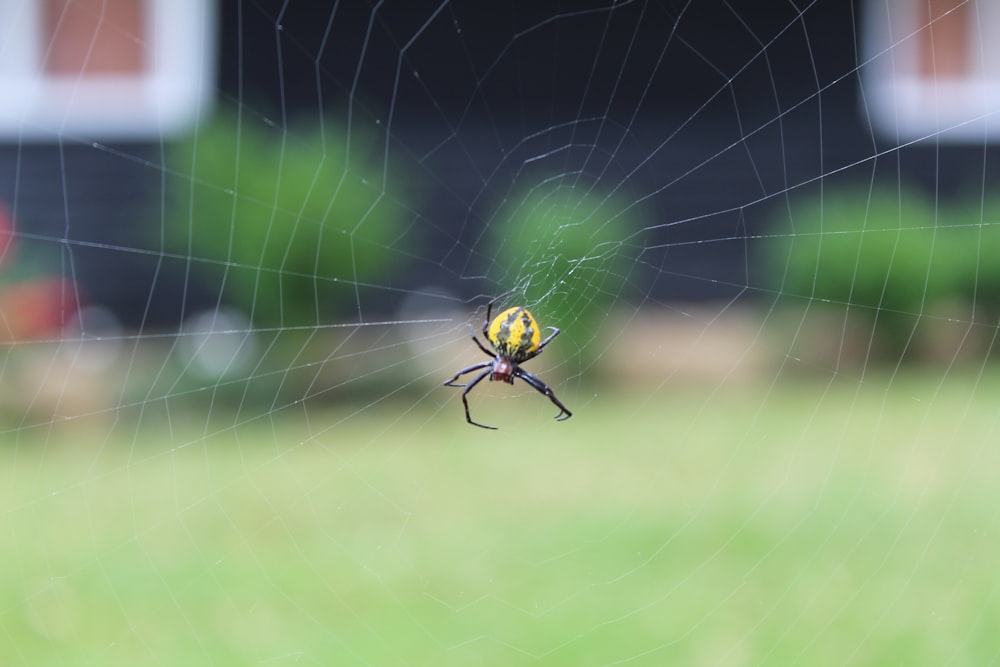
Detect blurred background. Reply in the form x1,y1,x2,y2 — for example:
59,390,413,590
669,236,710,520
2,1,1000,665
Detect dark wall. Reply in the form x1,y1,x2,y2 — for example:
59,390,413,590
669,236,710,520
2,1,994,327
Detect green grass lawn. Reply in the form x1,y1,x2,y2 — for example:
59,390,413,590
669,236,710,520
2,371,1000,665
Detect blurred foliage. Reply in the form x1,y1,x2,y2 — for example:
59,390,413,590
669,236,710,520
167,114,413,327
489,186,641,364
764,185,1000,356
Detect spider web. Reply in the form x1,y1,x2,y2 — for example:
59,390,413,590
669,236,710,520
2,1,1000,664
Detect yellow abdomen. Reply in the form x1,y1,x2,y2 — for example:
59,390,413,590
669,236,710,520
487,306,541,362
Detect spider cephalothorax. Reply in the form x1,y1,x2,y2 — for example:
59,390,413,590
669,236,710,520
443,290,572,430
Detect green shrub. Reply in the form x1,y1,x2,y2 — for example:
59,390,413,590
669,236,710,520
167,114,413,327
764,185,1000,356
488,186,641,363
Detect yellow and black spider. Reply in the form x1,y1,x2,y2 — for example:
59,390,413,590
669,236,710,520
443,289,572,430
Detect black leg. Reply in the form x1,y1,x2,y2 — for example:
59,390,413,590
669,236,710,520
459,368,497,429
482,289,516,339
516,370,572,421
443,361,492,387
466,323,495,358
535,326,560,353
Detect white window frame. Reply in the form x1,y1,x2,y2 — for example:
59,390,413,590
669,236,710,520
861,0,1000,143
0,0,217,141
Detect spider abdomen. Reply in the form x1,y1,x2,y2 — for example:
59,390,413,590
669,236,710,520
488,306,541,362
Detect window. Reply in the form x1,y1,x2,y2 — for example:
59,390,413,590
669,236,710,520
0,0,217,140
862,0,1000,142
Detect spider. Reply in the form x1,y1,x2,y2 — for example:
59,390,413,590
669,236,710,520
443,289,572,430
